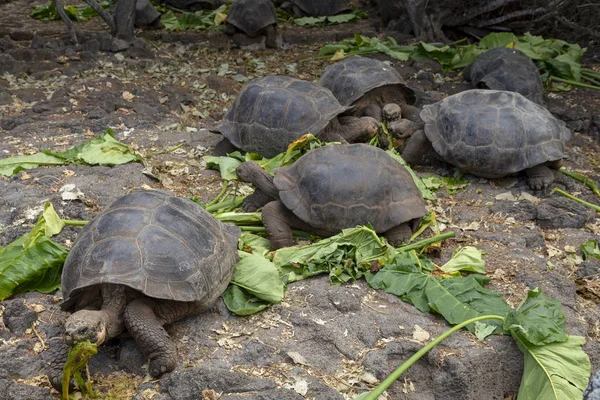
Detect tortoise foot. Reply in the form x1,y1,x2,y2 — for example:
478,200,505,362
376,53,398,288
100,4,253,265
526,165,554,191
149,349,177,377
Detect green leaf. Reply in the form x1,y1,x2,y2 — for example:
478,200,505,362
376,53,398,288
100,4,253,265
0,235,68,301
386,150,436,201
327,13,359,24
451,46,484,70
545,53,582,81
440,246,486,274
231,254,284,303
474,321,497,341
204,155,242,180
238,232,271,256
411,43,457,69
440,173,469,194
504,288,567,346
427,275,511,333
222,285,272,316
0,152,66,177
580,239,600,260
294,16,327,26
366,254,433,312
160,11,180,31
479,32,517,49
515,335,590,400
45,129,139,166
31,0,109,21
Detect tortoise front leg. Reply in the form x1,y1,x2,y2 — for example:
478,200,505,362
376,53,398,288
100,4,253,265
328,116,379,143
264,25,278,49
263,200,332,250
402,129,440,165
123,297,178,378
45,335,71,392
525,164,555,191
361,104,383,122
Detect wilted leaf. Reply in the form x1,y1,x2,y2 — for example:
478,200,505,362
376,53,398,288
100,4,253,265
204,155,242,180
214,212,262,225
474,321,497,341
504,288,567,346
45,129,139,166
0,153,65,177
515,335,590,400
222,285,272,315
441,246,486,274
230,254,284,304
0,234,68,301
238,232,271,256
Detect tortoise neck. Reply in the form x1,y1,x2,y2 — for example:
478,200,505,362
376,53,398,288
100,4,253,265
101,284,128,338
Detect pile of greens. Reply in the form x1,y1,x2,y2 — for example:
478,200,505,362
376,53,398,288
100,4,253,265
317,32,600,90
31,0,110,21
160,5,227,31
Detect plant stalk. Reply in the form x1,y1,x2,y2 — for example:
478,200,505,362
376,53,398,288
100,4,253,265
550,76,600,90
239,226,312,238
62,219,88,226
398,231,455,252
558,168,600,198
552,188,600,212
360,315,505,400
204,181,229,208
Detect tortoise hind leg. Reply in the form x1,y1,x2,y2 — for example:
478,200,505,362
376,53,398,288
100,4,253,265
123,297,194,377
525,163,556,191
382,223,413,247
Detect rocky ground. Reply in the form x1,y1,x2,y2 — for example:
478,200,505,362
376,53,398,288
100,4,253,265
1,1,600,399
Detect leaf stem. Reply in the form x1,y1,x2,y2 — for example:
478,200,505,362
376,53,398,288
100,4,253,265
552,188,600,212
398,231,455,252
360,314,505,400
550,76,600,90
204,181,229,208
239,226,312,238
61,219,88,226
204,196,245,213
558,168,600,198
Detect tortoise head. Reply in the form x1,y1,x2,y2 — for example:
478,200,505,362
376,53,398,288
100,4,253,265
65,310,108,346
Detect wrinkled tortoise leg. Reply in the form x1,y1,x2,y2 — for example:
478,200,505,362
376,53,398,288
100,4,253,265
382,223,413,247
324,116,379,143
402,129,438,165
45,334,71,392
400,104,422,123
525,164,555,191
236,161,280,199
388,119,423,139
242,189,275,212
123,298,185,378
264,25,278,49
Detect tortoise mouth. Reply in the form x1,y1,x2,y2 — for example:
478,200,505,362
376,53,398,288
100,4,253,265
65,324,107,346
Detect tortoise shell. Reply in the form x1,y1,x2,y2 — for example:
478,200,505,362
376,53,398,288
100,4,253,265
291,0,350,16
318,56,415,107
61,190,240,311
420,89,571,179
227,0,277,34
463,48,544,105
274,143,428,232
212,75,348,158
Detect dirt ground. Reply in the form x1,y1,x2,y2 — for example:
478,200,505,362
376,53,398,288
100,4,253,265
0,2,600,400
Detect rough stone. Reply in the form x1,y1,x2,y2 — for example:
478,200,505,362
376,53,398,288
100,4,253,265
1,300,37,335
535,197,596,229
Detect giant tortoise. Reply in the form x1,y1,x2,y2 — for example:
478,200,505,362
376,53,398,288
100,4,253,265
46,190,241,389
236,143,428,249
402,90,571,190
463,47,544,105
318,56,421,139
224,0,278,49
212,75,379,158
